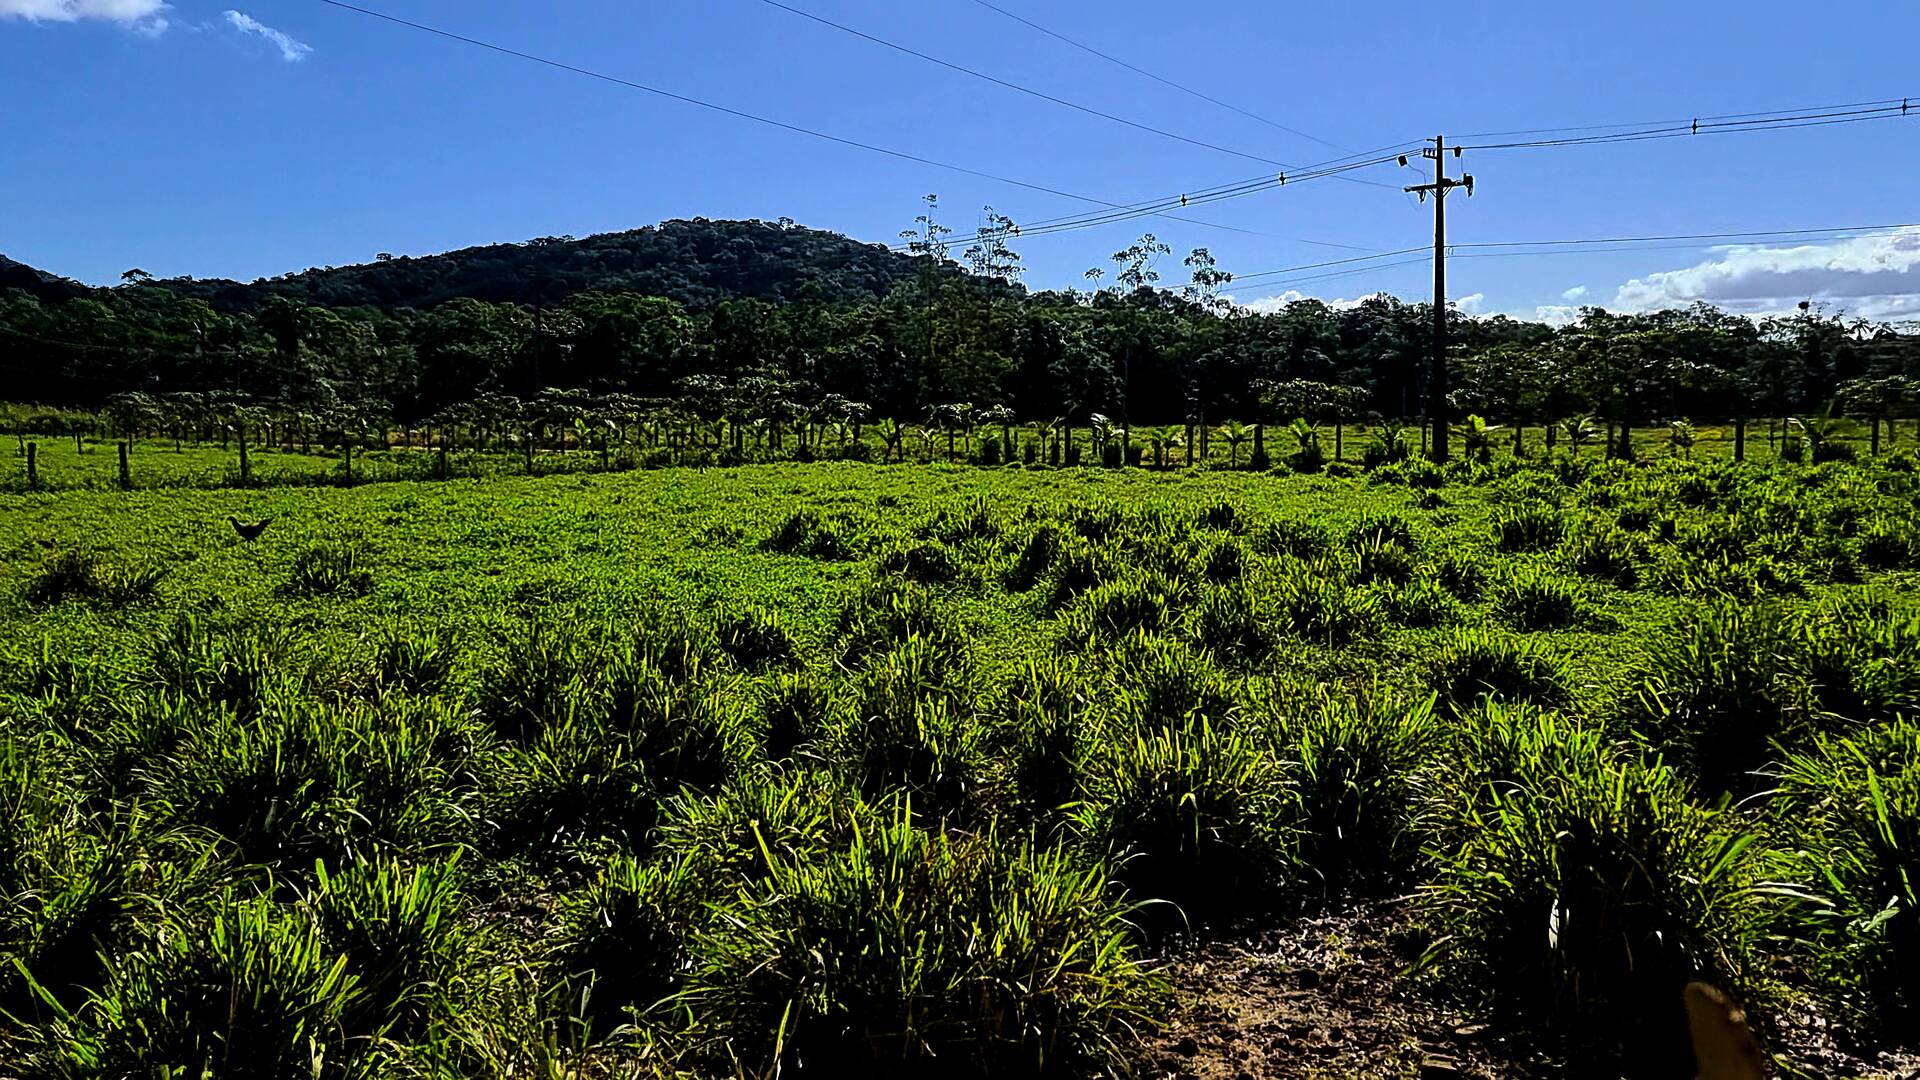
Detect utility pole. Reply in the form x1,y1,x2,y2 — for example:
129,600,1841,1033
1405,136,1473,462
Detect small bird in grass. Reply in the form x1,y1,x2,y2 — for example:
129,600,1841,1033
228,515,272,542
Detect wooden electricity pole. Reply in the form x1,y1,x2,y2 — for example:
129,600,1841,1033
1405,136,1474,463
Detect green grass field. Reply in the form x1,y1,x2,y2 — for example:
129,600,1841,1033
2,451,1918,1076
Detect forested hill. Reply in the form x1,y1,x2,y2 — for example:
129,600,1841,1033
0,255,88,303
147,218,960,312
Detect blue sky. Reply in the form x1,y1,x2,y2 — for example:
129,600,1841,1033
4,0,1918,321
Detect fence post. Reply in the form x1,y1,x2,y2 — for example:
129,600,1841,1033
26,442,36,490
1734,419,1746,463
118,441,131,490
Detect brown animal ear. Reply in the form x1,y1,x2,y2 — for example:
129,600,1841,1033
1685,981,1768,1080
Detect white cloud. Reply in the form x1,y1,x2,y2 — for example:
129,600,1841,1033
1234,289,1394,314
1454,292,1486,315
1561,285,1589,301
223,9,308,60
0,0,167,32
1533,304,1582,327
1612,228,1920,320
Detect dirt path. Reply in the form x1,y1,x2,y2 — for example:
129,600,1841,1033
1131,901,1918,1080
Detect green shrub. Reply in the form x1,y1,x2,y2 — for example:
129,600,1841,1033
1073,717,1295,926
281,542,374,598
1426,629,1568,717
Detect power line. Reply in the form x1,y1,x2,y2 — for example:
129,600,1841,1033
1457,100,1914,151
1452,96,1911,140
963,0,1355,156
313,0,1388,251
756,0,1400,189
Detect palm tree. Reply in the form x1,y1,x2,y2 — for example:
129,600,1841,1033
1219,420,1251,468
1561,414,1599,456
1457,414,1500,464
878,418,906,463
981,404,1016,460
1145,428,1180,470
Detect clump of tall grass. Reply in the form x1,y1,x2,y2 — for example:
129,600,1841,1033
473,621,595,742
1105,632,1235,730
310,855,473,1041
1559,523,1646,588
1270,690,1442,892
143,615,298,718
496,713,651,847
554,852,706,1027
1195,499,1249,534
1491,504,1567,553
1059,572,1181,647
1774,721,1920,1032
1420,729,1764,1071
1187,584,1273,667
716,607,798,671
836,635,984,814
987,658,1098,822
1618,603,1806,795
1792,591,1920,725
1491,563,1594,631
22,549,165,607
685,810,1163,1075
762,507,863,560
1859,516,1920,570
1254,518,1332,560
1425,628,1569,717
1073,717,1295,926
1003,522,1061,591
875,538,967,586
281,541,374,598
1433,549,1489,600
1265,558,1380,645
1372,572,1464,627
1345,511,1419,554
834,578,969,669
756,670,836,760
367,623,457,696
35,897,362,1077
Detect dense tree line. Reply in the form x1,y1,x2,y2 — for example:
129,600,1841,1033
2,216,1917,443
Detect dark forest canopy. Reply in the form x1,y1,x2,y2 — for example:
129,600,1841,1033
1,216,1917,429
